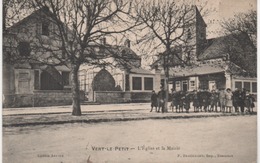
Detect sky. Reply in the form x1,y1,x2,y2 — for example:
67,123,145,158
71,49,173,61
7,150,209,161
133,0,257,66
201,0,256,38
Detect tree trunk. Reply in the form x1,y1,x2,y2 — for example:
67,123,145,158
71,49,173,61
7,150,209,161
71,64,81,116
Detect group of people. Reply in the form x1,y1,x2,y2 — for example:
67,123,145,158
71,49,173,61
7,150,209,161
150,87,255,114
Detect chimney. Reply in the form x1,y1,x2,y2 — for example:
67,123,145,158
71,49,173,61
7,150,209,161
124,39,130,48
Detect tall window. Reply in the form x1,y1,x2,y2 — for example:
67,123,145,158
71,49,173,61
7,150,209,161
144,77,153,90
34,70,40,90
190,80,195,90
175,81,181,91
132,77,142,90
42,22,50,36
235,81,242,90
62,72,70,86
125,75,130,91
252,82,257,93
244,82,250,91
18,41,31,56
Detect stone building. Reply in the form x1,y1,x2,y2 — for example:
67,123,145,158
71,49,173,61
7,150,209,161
151,6,257,94
78,39,155,103
3,7,72,107
3,7,156,106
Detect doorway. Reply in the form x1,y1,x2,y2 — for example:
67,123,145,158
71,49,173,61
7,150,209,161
182,80,188,92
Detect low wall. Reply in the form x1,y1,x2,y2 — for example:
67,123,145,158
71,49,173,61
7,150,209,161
33,90,72,107
130,92,153,103
94,91,152,103
3,90,72,108
94,91,131,103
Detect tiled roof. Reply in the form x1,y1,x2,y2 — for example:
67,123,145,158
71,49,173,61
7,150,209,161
168,61,247,78
169,63,225,77
130,67,154,75
198,33,253,61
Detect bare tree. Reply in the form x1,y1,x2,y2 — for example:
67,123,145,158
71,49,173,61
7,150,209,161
4,0,137,115
133,0,206,112
3,0,32,31
221,10,256,50
221,10,257,75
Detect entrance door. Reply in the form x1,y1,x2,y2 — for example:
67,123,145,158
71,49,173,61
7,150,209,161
182,80,188,92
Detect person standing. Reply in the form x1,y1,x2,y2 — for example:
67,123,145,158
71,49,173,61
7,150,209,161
150,90,158,112
240,88,246,113
232,88,240,112
171,90,178,112
225,88,233,113
192,90,200,112
158,87,166,113
244,90,255,113
200,89,210,112
209,90,219,112
219,88,226,113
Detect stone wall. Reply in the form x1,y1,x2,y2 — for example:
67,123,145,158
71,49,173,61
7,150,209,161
130,92,153,103
33,90,72,107
94,91,152,103
94,91,131,103
3,90,72,108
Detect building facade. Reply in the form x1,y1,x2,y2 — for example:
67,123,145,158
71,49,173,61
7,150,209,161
152,6,257,94
3,8,72,107
78,40,155,103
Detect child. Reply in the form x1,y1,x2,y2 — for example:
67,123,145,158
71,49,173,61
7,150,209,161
244,90,255,113
225,88,233,113
193,90,200,112
209,90,219,112
150,90,158,112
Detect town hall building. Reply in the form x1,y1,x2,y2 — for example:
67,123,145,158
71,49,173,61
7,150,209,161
151,6,257,94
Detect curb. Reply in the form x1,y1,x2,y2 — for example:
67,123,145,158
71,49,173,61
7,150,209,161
3,112,257,128
3,109,146,117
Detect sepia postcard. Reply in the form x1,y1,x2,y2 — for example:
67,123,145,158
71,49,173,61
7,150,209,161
2,0,257,162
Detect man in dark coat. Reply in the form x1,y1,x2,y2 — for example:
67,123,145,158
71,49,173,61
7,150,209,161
209,90,219,112
200,89,210,112
232,88,240,112
171,90,179,112
184,92,192,113
244,90,255,113
179,91,185,113
239,88,246,113
150,90,158,112
192,90,200,112
158,87,166,113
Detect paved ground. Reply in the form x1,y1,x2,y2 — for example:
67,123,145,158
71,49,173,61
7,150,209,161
3,116,257,163
3,103,257,127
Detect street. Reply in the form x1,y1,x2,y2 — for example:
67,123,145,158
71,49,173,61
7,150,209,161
3,116,256,163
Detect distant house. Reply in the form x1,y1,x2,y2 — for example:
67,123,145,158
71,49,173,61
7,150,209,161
151,6,257,94
3,7,72,107
78,39,155,103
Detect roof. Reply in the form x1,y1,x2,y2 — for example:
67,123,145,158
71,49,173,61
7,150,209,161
195,6,207,27
6,7,52,32
169,63,225,78
168,61,247,78
198,33,254,61
130,67,154,75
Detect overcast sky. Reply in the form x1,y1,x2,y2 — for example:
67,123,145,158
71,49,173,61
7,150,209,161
203,0,256,38
135,0,257,66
